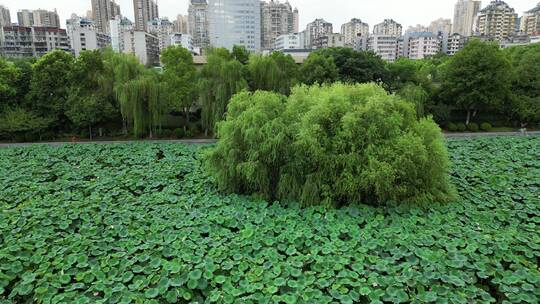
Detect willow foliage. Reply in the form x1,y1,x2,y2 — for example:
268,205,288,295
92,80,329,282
199,49,247,134
206,83,455,207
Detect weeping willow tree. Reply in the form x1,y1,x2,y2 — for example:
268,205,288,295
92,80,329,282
247,53,298,95
117,72,166,138
199,48,247,135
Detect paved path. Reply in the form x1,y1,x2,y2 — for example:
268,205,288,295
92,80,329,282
0,132,538,148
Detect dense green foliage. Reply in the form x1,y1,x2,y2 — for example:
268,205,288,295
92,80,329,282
206,83,454,207
1,41,539,142
0,136,538,303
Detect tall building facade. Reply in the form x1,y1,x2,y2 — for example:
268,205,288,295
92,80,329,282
147,18,174,51
373,19,402,37
91,0,121,33
341,18,369,46
260,0,298,50
274,32,305,50
367,35,400,62
0,5,11,26
174,15,189,34
405,32,440,60
477,0,517,40
66,15,111,56
17,9,61,28
520,3,540,36
133,0,159,31
305,18,333,48
429,18,452,35
188,0,209,49
452,0,481,36
110,16,133,52
207,0,261,51
122,30,159,65
0,25,69,58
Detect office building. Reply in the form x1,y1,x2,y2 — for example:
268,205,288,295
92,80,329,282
91,0,121,33
341,18,369,46
305,18,332,48
477,0,517,40
0,5,11,26
452,0,481,36
122,30,159,65
373,19,402,37
133,0,159,31
260,0,298,50
17,9,61,28
188,0,209,48
208,0,261,51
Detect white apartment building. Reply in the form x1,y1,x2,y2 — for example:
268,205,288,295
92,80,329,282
368,35,399,62
477,0,517,41
188,0,209,49
17,9,61,28
341,18,369,46
207,0,261,51
429,18,453,35
147,17,174,51
170,33,195,54
520,3,540,36
453,0,481,36
373,19,402,37
446,33,464,55
406,32,440,60
260,0,298,50
0,5,11,26
274,32,305,50
110,16,133,52
67,15,111,56
121,30,159,65
305,18,333,48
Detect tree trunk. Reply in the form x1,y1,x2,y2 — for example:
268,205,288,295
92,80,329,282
99,128,103,137
89,125,93,140
466,109,471,125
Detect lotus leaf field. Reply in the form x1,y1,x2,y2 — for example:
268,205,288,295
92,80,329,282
0,136,539,304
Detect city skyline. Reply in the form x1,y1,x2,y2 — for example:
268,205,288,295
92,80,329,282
0,0,535,31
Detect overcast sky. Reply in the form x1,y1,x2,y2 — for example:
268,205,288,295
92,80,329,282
0,0,536,30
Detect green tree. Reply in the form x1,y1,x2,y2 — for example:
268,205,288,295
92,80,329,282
0,107,52,141
161,46,197,130
206,83,455,207
0,58,21,110
117,71,166,138
26,50,75,127
232,45,250,65
315,47,390,84
246,53,298,95
398,83,430,117
439,40,512,125
300,53,339,85
199,48,248,135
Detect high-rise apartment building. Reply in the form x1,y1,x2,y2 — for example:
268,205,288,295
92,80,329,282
260,0,298,50
429,18,452,35
91,0,121,33
274,32,305,50
373,19,402,37
405,32,440,60
121,30,159,65
0,5,11,26
406,24,428,34
447,33,465,55
17,9,61,28
147,18,174,51
0,25,69,58
452,0,481,36
477,0,517,40
208,0,261,51
66,15,111,56
110,16,133,52
367,35,400,62
133,0,159,31
305,18,333,48
174,15,189,34
188,0,209,49
341,18,369,46
520,3,540,36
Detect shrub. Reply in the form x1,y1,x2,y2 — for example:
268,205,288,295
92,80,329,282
447,122,458,132
206,83,455,207
161,129,173,138
174,128,185,138
480,122,492,131
185,130,194,138
456,123,467,132
467,123,479,132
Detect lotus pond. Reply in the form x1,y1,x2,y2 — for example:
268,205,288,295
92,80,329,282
0,136,539,303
